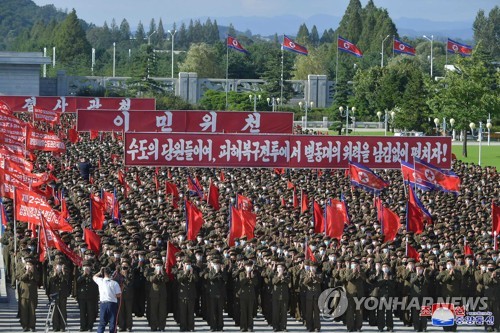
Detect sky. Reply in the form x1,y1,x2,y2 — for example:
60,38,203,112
33,0,498,29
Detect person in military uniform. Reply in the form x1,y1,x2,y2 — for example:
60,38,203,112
436,258,462,332
482,261,500,332
409,262,429,332
76,260,99,332
205,257,226,331
132,250,148,318
342,259,365,332
113,260,135,332
271,259,290,332
47,259,71,332
375,261,395,332
146,258,168,331
18,257,39,332
176,259,198,332
301,260,322,332
239,259,259,332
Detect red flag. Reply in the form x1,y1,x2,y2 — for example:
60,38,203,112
464,244,474,256
293,188,299,209
325,200,346,240
185,200,204,241
154,174,159,192
84,228,101,255
219,170,226,182
304,238,317,262
374,197,384,224
227,35,250,54
274,168,285,175
26,127,66,153
60,197,69,220
166,241,180,279
167,168,172,179
338,36,363,57
207,180,220,211
382,206,400,243
406,243,420,261
102,191,114,214
447,38,472,57
394,38,416,56
33,107,60,124
117,170,125,185
406,186,428,234
492,202,500,235
282,35,308,55
281,197,286,207
0,100,12,114
165,181,179,209
90,194,105,230
90,130,99,140
237,194,253,211
414,158,460,193
349,161,389,193
0,199,8,227
313,200,324,234
40,214,82,266
229,206,256,246
135,173,142,186
301,190,309,214
287,181,295,189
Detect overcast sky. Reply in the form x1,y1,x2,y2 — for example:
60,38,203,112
33,0,497,29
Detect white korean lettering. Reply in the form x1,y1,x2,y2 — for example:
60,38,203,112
22,96,36,112
156,111,173,132
113,111,130,131
87,98,102,110
241,113,261,133
118,98,131,111
199,111,217,132
52,97,68,112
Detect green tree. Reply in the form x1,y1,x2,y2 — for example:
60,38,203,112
293,44,330,79
473,6,500,60
119,19,131,40
179,43,225,78
310,25,320,47
296,23,310,45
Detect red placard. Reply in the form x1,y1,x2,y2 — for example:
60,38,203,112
124,133,452,169
77,110,294,134
0,96,156,113
26,127,66,152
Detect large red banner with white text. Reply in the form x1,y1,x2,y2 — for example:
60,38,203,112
0,96,156,113
124,133,452,169
76,110,294,134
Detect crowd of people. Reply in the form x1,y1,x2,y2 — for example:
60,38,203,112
1,113,499,333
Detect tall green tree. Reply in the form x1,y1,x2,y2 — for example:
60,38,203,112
473,6,500,60
179,43,225,78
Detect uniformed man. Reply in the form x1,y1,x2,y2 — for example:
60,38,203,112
146,259,168,331
76,260,99,332
342,259,365,332
302,260,322,332
239,259,259,332
176,259,198,332
206,258,226,332
114,260,135,332
436,258,462,332
271,259,290,332
409,262,429,332
482,261,500,332
375,261,395,332
18,257,39,332
47,259,71,332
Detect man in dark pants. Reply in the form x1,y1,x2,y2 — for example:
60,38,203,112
47,260,71,332
113,261,135,332
77,261,99,332
77,157,92,181
436,258,462,332
93,267,122,333
271,260,290,332
176,259,198,332
18,257,39,332
146,259,168,331
239,260,259,332
409,263,429,332
376,261,395,332
206,258,226,332
302,260,322,332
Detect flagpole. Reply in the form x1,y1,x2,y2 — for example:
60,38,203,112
335,34,339,89
280,35,284,110
494,231,498,251
225,36,229,111
405,235,408,256
392,36,395,58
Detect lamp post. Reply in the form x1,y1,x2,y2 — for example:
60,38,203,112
450,118,456,141
469,122,483,165
249,94,261,112
299,100,314,130
339,106,356,135
148,30,157,45
167,29,177,79
266,97,280,112
434,118,440,135
384,110,395,136
486,114,492,146
423,35,434,79
377,111,382,129
112,42,116,77
381,35,390,68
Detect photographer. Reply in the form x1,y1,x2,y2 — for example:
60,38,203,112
47,259,71,332
93,266,122,333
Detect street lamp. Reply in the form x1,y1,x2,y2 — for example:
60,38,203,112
423,35,434,79
339,106,356,135
299,100,314,130
249,94,261,112
377,111,382,129
148,30,157,45
434,118,440,135
167,29,177,79
381,35,390,68
449,118,456,141
486,114,492,146
384,110,395,136
266,97,280,112
112,42,116,77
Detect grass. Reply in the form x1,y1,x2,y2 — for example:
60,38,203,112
452,144,500,169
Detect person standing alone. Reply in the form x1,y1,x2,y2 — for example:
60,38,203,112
93,266,121,333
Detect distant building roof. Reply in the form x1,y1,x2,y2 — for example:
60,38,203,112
0,51,51,65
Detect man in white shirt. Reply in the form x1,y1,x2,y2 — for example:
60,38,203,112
93,266,121,333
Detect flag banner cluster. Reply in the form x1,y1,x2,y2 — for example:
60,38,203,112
413,158,460,193
227,35,249,54
39,214,82,266
0,96,156,113
77,110,294,134
447,39,472,57
400,160,434,191
125,133,451,170
229,205,257,246
282,35,308,56
394,38,416,56
338,36,363,57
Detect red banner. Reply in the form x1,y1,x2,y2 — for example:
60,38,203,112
33,107,60,124
0,96,156,113
26,127,66,152
124,133,452,169
77,110,294,134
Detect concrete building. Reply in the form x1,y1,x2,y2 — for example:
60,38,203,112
0,52,51,96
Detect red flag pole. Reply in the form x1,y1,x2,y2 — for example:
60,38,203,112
405,235,408,256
